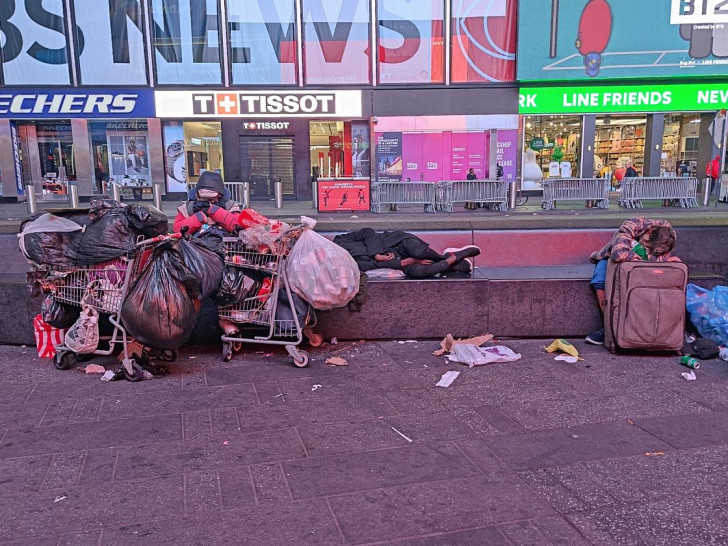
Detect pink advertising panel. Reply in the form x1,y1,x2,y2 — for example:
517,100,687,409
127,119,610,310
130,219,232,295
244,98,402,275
421,133,443,181
402,133,423,181
450,132,468,180
467,132,488,178
496,129,517,182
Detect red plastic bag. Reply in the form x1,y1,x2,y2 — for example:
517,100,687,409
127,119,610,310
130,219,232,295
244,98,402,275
33,314,65,358
237,209,274,229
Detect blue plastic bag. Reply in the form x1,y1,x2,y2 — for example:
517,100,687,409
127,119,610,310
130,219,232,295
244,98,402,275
686,283,728,346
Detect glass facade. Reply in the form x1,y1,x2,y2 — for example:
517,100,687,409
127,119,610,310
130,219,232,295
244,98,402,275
161,121,223,192
523,115,582,179
0,0,518,86
89,120,151,193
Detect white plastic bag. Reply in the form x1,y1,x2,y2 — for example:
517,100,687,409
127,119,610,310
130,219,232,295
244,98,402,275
286,229,359,310
64,305,99,354
447,344,521,367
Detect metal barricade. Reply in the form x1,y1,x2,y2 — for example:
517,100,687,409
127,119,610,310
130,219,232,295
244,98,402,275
370,182,437,213
224,182,249,208
439,179,509,212
618,177,699,209
541,178,609,210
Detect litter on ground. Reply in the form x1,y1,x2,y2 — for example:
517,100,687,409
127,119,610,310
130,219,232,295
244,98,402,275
447,344,521,367
681,370,697,381
84,364,106,374
554,355,580,364
325,356,348,366
545,339,583,360
435,370,460,387
391,426,413,442
433,333,494,356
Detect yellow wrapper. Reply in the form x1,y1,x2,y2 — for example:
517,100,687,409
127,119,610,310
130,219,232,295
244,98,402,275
545,339,582,359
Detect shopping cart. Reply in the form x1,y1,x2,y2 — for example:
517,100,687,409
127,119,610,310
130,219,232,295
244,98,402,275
218,227,321,367
49,232,182,380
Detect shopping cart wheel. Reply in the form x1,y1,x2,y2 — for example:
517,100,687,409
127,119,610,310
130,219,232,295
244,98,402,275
222,342,233,362
292,350,309,368
232,342,242,352
304,330,323,348
159,350,177,362
54,351,77,371
122,361,145,382
75,353,93,363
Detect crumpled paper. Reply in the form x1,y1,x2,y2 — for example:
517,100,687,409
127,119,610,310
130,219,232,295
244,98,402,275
447,344,521,367
681,370,697,381
545,339,583,360
325,356,348,366
554,354,580,364
84,364,106,374
433,333,494,356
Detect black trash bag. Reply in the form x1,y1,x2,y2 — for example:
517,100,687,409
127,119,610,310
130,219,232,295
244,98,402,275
178,238,224,299
214,266,262,306
19,215,85,268
41,294,81,329
67,207,137,265
126,203,168,237
275,288,313,327
120,241,201,350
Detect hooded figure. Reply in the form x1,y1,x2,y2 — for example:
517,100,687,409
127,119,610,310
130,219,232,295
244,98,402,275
173,171,240,252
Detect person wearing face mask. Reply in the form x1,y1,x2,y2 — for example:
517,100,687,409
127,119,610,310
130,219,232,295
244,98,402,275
173,171,240,252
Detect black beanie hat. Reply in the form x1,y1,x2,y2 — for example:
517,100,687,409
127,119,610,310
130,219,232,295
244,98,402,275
196,171,225,194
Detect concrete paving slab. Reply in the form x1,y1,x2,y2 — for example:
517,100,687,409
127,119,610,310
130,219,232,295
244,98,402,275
497,516,590,545
329,474,555,544
217,467,257,510
634,410,728,449
0,454,52,495
284,443,480,500
380,525,509,545
484,421,672,470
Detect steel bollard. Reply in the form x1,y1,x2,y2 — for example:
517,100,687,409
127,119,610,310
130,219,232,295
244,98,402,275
312,179,318,209
153,183,164,211
242,181,250,209
703,177,712,206
274,179,283,208
25,183,38,214
111,182,121,203
68,183,80,208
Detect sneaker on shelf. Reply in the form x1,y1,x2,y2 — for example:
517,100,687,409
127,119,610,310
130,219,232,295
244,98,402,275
585,328,605,345
444,245,481,262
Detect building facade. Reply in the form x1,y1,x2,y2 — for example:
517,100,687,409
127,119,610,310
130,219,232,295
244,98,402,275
0,1,725,205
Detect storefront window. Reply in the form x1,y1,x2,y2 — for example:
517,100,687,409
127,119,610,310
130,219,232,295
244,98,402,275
662,114,701,177
377,0,444,84
595,114,647,180
310,121,370,179
162,121,223,192
150,0,223,84
523,115,581,179
15,122,76,201
451,0,516,84
226,0,297,85
89,121,150,195
302,0,371,85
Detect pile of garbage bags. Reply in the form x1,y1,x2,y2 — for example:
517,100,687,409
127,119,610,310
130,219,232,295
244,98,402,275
686,284,728,347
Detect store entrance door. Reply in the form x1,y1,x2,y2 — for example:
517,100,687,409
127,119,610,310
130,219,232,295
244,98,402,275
239,136,295,200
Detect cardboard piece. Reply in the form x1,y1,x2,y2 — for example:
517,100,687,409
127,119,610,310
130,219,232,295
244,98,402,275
433,333,494,356
325,356,349,366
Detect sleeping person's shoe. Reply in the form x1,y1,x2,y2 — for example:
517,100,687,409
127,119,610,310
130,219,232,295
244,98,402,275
444,245,481,261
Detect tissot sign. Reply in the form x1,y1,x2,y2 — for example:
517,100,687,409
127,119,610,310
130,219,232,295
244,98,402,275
155,90,362,118
0,89,155,118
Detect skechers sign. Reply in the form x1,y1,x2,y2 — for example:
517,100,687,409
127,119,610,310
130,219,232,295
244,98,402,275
0,90,155,118
155,90,362,118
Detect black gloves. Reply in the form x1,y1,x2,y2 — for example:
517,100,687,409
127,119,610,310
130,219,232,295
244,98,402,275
192,200,210,213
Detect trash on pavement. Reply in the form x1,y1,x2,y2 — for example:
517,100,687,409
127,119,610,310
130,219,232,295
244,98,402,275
391,426,413,442
311,384,322,391
433,333,494,356
680,355,700,370
330,337,338,345
84,364,106,374
681,370,697,381
545,339,582,360
682,337,720,360
686,284,728,346
325,356,348,366
54,495,67,503
435,370,460,387
645,452,665,456
447,344,521,367
33,314,65,359
101,370,117,381
554,354,580,363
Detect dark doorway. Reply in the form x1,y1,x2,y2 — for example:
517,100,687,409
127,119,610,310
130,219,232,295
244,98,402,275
239,136,295,200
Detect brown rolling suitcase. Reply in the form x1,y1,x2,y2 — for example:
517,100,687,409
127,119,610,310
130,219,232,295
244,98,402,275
604,260,688,353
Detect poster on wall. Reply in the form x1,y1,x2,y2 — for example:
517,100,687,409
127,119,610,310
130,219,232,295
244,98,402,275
107,133,150,186
496,130,517,182
466,132,487,179
518,0,728,81
451,0,517,83
317,179,370,212
162,124,188,192
376,132,403,182
351,122,371,177
402,133,423,181
450,133,468,179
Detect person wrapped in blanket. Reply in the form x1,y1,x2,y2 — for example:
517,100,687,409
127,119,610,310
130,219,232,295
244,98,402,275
173,171,241,335
585,217,680,345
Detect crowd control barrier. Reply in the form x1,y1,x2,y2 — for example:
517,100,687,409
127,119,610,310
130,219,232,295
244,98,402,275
370,182,437,213
619,177,698,209
439,179,509,212
541,178,609,210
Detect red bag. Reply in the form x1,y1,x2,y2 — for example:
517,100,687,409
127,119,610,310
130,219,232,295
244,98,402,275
33,314,65,358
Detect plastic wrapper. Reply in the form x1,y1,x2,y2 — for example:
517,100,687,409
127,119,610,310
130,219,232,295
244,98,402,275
285,229,360,310
365,268,406,279
179,238,224,299
686,283,728,346
238,223,290,250
120,241,201,350
18,214,84,267
41,295,80,329
125,203,168,237
64,305,100,354
214,267,263,307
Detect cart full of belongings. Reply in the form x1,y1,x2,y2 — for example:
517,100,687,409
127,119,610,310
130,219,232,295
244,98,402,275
18,199,186,381
216,212,359,367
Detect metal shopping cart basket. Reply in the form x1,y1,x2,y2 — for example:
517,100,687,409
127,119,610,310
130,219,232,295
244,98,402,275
218,227,321,367
49,232,182,380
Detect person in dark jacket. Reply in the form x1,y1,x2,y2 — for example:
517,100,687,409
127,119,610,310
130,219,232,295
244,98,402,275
173,171,239,252
624,160,638,178
333,228,480,279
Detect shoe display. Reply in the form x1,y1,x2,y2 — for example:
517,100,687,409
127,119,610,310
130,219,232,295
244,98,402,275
585,328,605,345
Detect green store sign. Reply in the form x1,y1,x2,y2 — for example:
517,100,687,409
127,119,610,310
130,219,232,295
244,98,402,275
519,83,728,114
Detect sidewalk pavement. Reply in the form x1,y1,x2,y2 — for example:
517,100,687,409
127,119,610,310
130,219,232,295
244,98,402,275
2,338,728,544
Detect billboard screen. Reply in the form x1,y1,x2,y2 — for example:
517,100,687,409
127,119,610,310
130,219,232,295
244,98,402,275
518,0,728,81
